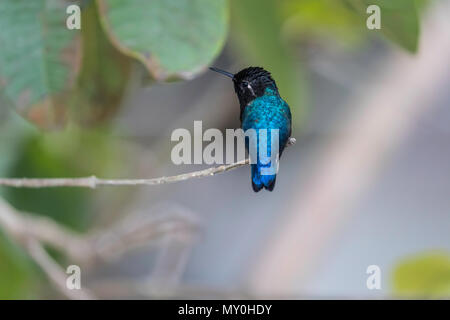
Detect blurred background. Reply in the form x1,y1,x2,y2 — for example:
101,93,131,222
0,0,449,299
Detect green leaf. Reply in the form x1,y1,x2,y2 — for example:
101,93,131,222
97,0,229,80
0,0,82,128
230,0,307,127
392,252,450,298
345,0,420,52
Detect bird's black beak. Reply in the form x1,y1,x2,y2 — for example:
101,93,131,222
209,67,235,80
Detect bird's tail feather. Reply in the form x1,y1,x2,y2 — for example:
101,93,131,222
251,164,277,192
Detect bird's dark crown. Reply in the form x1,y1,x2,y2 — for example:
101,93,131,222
209,66,279,108
232,67,278,107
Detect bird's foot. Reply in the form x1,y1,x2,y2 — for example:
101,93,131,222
287,137,296,146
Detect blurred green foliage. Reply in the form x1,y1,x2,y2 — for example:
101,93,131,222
0,0,78,128
345,0,420,52
0,232,37,299
230,0,422,127
0,0,423,129
4,127,120,230
230,0,307,127
392,252,450,298
0,115,38,299
73,0,133,126
0,0,427,299
0,115,131,298
0,0,228,128
282,0,366,46
97,0,229,78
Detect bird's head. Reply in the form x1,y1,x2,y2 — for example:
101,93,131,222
210,66,278,107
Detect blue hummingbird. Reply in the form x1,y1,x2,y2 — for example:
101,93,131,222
210,66,292,192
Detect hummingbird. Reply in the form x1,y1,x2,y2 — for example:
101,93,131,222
210,66,292,192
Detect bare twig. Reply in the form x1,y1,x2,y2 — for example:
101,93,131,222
89,205,200,264
0,197,200,299
0,199,94,299
0,138,296,189
0,162,248,188
0,198,199,265
26,239,96,300
0,198,95,299
0,200,93,260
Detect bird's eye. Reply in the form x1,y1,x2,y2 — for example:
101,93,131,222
242,81,249,87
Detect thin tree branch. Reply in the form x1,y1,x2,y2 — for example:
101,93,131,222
89,205,200,264
0,138,296,189
25,239,96,300
0,198,200,265
0,198,95,299
0,197,200,299
0,199,94,299
0,198,94,260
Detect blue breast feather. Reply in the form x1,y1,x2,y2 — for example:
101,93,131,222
241,87,291,191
